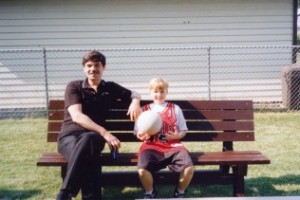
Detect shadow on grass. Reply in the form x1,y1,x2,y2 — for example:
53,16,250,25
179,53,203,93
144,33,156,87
102,174,300,199
0,189,41,200
192,174,300,197
246,174,300,196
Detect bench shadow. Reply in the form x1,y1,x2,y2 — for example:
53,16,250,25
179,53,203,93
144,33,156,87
245,174,300,196
188,174,300,197
103,174,300,199
0,189,41,200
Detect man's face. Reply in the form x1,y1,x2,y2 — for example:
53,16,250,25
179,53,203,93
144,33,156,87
83,61,105,81
150,89,168,104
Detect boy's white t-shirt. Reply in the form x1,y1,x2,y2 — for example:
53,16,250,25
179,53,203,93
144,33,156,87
134,102,188,132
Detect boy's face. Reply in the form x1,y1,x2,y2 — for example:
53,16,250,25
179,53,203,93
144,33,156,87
150,89,168,104
83,61,105,81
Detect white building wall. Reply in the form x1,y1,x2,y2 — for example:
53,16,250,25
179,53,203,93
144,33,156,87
0,0,295,110
0,0,293,49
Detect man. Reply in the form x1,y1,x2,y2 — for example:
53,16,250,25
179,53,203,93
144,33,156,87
56,50,141,200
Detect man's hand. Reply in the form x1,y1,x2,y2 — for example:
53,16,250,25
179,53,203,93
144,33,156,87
127,98,141,121
102,131,121,150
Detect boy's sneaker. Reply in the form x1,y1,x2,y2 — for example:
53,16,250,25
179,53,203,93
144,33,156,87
174,188,185,198
143,190,156,199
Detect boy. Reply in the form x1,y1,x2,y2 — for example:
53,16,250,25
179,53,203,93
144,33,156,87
134,77,194,199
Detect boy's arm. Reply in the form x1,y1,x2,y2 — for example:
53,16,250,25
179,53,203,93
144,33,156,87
165,104,188,141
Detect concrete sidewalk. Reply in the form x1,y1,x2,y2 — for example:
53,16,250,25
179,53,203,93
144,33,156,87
136,196,300,200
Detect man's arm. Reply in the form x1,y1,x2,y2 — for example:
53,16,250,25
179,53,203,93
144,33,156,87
127,91,141,121
68,104,120,148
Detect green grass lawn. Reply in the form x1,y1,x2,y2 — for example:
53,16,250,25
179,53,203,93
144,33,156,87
0,112,300,199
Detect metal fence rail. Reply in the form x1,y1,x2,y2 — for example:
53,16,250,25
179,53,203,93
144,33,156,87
1,46,300,118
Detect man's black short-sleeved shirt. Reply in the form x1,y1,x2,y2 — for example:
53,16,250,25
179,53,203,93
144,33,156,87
59,79,132,137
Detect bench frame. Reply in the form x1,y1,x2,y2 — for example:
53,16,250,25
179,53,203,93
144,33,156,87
37,99,270,197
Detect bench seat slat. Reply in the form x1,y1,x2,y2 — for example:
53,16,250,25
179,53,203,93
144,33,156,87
37,151,270,167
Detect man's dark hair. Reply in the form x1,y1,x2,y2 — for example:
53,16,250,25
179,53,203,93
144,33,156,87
82,50,106,66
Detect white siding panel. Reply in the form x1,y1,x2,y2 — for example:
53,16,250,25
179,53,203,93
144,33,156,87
0,16,292,27
0,35,292,48
0,29,291,40
0,0,294,48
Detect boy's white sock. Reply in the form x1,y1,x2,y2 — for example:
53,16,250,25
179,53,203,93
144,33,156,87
177,188,185,194
145,189,153,194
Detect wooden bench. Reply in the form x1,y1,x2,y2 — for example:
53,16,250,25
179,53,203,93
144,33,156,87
36,99,270,197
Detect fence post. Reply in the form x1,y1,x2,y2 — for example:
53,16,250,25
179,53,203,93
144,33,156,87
292,46,298,63
208,46,211,100
43,48,50,110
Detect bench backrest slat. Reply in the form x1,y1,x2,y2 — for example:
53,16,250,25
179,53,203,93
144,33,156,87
48,99,253,110
49,110,253,121
47,100,254,143
49,110,64,120
48,121,254,132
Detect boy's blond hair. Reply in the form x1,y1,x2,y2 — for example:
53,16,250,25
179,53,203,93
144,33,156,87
149,77,169,91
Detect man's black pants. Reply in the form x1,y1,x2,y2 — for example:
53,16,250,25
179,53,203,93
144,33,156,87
58,131,105,200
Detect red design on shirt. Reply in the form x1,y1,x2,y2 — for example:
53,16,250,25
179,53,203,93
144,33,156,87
139,103,185,153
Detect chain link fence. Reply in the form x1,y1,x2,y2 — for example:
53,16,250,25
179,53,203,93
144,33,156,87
1,46,300,118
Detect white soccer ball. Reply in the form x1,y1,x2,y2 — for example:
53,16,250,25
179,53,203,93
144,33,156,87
137,110,162,135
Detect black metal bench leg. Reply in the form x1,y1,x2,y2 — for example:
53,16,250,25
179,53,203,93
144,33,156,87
233,175,245,196
232,165,247,197
61,165,67,181
99,165,103,199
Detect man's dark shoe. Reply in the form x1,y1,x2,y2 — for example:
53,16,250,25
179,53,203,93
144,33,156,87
56,191,72,200
143,190,156,199
173,188,185,198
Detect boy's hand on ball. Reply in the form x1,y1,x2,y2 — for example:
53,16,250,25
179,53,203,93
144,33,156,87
165,126,179,140
137,132,150,141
